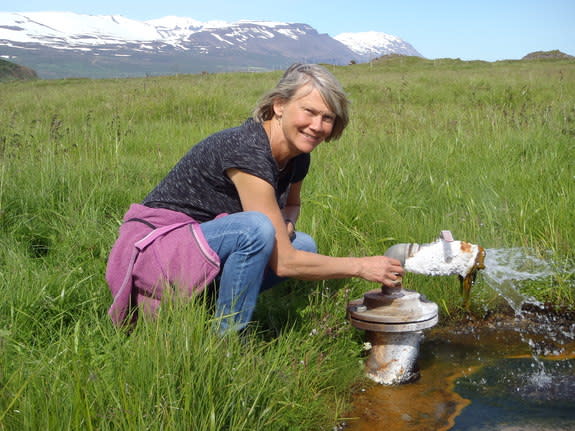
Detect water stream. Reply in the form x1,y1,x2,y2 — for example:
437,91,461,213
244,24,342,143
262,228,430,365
483,247,555,314
343,248,575,431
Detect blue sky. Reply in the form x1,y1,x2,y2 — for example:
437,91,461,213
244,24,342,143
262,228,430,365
6,0,575,61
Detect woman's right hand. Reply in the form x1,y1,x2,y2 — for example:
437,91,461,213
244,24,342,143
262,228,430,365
357,255,404,287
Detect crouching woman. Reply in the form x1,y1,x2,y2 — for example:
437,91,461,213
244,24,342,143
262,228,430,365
105,63,403,332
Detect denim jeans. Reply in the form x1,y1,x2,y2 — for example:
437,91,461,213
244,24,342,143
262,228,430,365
200,211,317,333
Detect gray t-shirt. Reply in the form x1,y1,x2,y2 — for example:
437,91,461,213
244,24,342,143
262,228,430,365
143,119,310,222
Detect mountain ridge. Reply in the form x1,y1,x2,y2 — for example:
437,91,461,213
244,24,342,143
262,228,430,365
0,11,422,79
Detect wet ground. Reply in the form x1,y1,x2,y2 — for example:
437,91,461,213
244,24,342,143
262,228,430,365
343,306,575,431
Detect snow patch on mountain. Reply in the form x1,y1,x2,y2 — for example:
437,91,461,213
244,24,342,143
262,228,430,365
145,16,229,40
0,12,161,44
335,31,422,57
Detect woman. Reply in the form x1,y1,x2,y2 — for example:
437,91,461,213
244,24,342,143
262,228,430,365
106,63,403,332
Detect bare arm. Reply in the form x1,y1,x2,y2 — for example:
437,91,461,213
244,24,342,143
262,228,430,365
282,181,302,238
227,169,403,287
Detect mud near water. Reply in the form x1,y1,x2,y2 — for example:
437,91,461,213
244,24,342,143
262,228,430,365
343,307,575,431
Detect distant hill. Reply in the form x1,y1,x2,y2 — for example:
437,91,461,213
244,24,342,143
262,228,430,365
522,50,574,60
0,58,38,82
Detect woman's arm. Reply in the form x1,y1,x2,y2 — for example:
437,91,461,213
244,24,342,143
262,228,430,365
282,181,302,239
227,169,403,287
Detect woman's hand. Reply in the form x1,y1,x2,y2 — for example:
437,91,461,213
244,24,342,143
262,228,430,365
285,219,296,240
357,256,404,287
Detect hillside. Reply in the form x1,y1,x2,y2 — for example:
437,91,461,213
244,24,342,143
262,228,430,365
0,58,38,82
522,50,574,60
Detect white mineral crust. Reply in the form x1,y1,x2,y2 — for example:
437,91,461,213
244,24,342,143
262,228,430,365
404,240,480,277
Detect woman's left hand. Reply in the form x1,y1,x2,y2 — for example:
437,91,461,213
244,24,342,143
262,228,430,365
285,219,296,240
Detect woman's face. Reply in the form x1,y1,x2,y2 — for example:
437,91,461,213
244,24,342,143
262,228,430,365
274,84,336,154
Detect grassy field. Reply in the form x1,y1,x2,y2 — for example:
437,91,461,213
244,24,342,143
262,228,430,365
1,58,574,430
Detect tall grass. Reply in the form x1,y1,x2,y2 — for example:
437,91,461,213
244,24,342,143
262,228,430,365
1,59,574,429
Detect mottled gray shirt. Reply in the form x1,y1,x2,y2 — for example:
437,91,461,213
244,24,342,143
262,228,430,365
143,119,310,222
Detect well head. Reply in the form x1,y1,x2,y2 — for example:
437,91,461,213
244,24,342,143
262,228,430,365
347,287,438,333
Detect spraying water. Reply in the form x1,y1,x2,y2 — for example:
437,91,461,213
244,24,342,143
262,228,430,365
482,247,554,314
482,247,575,347
479,247,575,412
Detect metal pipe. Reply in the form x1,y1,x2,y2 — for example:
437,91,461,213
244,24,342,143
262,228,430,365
365,331,423,384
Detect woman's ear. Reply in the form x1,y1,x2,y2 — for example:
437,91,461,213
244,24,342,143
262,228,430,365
272,98,285,118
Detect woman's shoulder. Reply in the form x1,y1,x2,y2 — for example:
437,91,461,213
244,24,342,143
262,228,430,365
187,119,262,156
213,119,270,158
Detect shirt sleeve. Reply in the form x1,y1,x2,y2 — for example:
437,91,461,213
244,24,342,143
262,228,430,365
219,122,277,186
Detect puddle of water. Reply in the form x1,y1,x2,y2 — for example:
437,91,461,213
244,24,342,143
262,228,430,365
343,247,575,431
343,326,575,431
452,357,575,431
342,353,473,431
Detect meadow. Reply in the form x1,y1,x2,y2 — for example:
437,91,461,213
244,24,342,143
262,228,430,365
1,57,574,430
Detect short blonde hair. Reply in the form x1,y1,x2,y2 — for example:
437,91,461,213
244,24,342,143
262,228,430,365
253,63,349,141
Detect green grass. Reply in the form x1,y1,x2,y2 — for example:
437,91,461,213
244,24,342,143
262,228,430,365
1,58,574,429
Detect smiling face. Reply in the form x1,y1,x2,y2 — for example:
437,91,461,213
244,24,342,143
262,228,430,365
273,84,336,155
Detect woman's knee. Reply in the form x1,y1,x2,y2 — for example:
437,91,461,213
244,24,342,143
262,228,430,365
293,231,318,254
238,211,276,250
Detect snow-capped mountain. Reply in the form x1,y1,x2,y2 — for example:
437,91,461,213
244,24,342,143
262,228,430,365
0,12,422,79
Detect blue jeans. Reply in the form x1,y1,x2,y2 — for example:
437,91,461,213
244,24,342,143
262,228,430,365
200,211,317,333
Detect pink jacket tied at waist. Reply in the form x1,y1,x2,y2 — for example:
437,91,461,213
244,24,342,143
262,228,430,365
106,204,221,325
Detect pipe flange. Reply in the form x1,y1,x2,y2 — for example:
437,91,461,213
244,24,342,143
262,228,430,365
347,289,439,333
348,313,438,332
